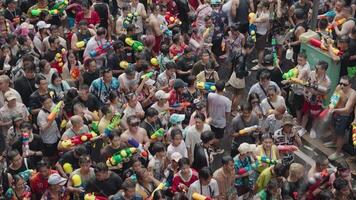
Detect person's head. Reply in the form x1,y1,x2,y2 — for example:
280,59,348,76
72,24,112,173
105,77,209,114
4,90,17,107
78,155,92,170
266,178,281,196
73,145,87,158
238,143,251,158
126,93,138,108
230,23,240,36
337,35,350,50
36,159,51,179
294,8,305,21
261,134,274,150
101,105,114,119
240,103,253,119
273,163,288,177
152,142,166,158
297,52,307,66
40,95,53,110
204,62,214,76
70,115,84,131
258,69,271,87
72,103,85,116
5,0,17,10
131,157,143,172
136,168,151,183
145,108,158,123
96,27,107,40
127,115,140,132
335,160,351,180
19,121,33,135
333,177,351,196
194,112,206,129
199,167,212,185
335,0,346,12
49,25,60,37
173,79,187,93
267,85,278,101
215,80,225,92
341,6,352,18
201,50,210,64
282,114,294,133
122,179,136,198
339,75,351,91
8,149,22,166
48,35,60,49
221,156,234,173
78,20,88,32
275,105,286,118
101,68,113,83
318,190,335,200
84,58,97,72
22,54,35,68
39,59,51,73
36,75,48,91
94,162,109,181
78,84,90,100
186,75,196,88
108,128,122,147
171,128,183,147
155,90,169,104
124,65,136,80
318,18,328,30
201,131,215,147
248,92,260,107
12,175,26,190
204,15,212,27
165,62,176,76
315,60,328,76
51,72,62,86
0,75,10,91
288,163,305,181
178,157,190,174
313,154,329,171
47,173,67,192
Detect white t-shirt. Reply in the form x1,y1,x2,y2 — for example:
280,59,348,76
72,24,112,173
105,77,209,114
260,95,286,116
207,93,232,128
256,11,270,35
130,2,146,34
167,141,188,160
292,62,311,95
185,124,211,161
123,102,144,124
188,179,219,200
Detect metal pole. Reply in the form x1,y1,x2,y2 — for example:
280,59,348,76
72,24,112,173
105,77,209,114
310,0,320,30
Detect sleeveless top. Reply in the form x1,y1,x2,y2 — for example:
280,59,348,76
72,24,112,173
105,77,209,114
234,0,249,24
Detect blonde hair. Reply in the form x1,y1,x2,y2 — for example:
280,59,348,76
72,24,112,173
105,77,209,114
289,163,305,179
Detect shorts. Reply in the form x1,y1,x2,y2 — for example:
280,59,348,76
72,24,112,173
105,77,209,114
43,142,59,157
255,33,267,52
293,93,305,111
301,100,322,117
211,125,225,139
153,35,162,54
332,115,350,136
226,85,244,96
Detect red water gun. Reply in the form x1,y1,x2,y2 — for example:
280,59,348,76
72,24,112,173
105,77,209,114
326,18,346,33
164,12,181,26
309,38,343,56
277,145,299,153
51,49,66,74
169,102,191,110
89,41,113,58
61,132,98,148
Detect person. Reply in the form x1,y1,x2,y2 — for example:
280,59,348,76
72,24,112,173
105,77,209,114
39,59,58,83
83,27,108,68
130,0,147,35
6,149,34,176
111,179,143,200
249,70,281,101
98,105,116,134
288,9,307,62
41,173,69,200
282,163,308,199
333,7,355,37
135,168,161,199
172,157,198,193
253,178,283,200
191,130,215,170
121,116,150,151
167,128,188,160
187,167,219,200
59,115,91,151
89,68,120,105
140,108,163,138
333,177,353,200
147,142,167,181
231,0,254,35
255,134,280,173
55,145,88,178
122,93,145,127
151,90,170,128
13,64,36,107
156,62,176,92
48,73,71,100
207,80,231,153
262,106,286,136
5,174,31,200
196,62,219,83
212,155,235,200
176,47,196,83
100,129,126,162
81,58,100,87
30,160,58,199
306,155,330,200
86,162,123,197
231,103,259,157
0,74,22,108
260,85,286,117
255,163,288,192
118,65,140,94
329,161,352,191
325,76,356,160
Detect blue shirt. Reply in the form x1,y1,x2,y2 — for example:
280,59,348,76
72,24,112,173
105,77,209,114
234,156,257,188
89,77,120,104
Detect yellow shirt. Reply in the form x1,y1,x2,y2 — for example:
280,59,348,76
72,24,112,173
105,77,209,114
98,117,111,135
256,166,273,192
255,145,278,173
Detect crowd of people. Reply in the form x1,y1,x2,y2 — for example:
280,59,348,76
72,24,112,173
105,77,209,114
0,0,355,199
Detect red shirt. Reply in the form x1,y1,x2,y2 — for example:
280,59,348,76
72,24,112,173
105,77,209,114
172,169,199,192
75,11,100,26
30,170,58,195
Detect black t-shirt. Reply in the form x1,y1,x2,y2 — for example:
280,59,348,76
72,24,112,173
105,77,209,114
176,56,196,82
44,48,61,62
7,159,34,176
82,70,100,86
14,76,36,107
140,120,163,137
12,134,44,165
85,172,123,197
3,8,22,23
58,151,80,170
29,89,58,112
72,94,100,112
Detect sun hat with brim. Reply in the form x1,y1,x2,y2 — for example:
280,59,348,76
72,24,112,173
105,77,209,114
282,114,294,126
170,152,182,162
48,174,67,185
170,114,185,124
36,21,51,30
155,90,170,100
238,143,251,154
4,91,17,101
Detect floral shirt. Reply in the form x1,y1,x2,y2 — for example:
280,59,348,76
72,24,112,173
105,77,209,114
234,155,257,188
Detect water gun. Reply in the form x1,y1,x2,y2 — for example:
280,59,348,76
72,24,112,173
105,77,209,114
127,138,149,157
164,12,181,25
84,193,108,200
150,182,170,199
63,163,73,174
104,113,121,137
308,168,334,184
123,12,139,29
72,174,82,188
119,61,130,69
53,0,68,12
256,156,278,165
248,12,257,42
326,18,346,33
282,68,298,80
196,82,216,92
125,38,144,52
192,193,213,200
169,102,191,111
352,124,356,146
319,91,340,117
18,169,34,181
51,49,66,74
141,71,154,79
47,101,63,121
60,132,98,149
238,125,259,135
150,58,159,67
91,121,99,134
277,145,299,153
70,67,80,79
309,38,343,56
150,128,165,139
318,10,336,19
203,27,211,39
160,24,172,37
289,78,328,93
106,147,137,166
75,38,89,49
22,132,30,157
31,9,59,16
236,162,260,175
89,41,113,58
272,38,278,66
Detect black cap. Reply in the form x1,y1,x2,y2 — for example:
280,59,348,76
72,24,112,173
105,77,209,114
173,79,187,90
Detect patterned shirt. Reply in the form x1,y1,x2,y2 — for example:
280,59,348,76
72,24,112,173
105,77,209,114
234,156,257,188
89,77,120,105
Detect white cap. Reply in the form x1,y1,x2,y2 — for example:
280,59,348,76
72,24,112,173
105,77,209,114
36,21,51,29
170,152,183,162
48,173,67,185
145,79,156,86
155,90,170,100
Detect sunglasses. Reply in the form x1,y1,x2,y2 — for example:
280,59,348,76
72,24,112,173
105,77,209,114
339,82,349,87
129,122,140,127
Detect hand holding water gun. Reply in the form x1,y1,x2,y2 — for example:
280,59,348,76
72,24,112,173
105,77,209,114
319,91,340,117
248,12,257,42
164,12,181,25
63,163,73,174
308,168,335,184
47,101,63,121
127,138,149,157
151,128,165,139
75,38,89,49
277,145,299,153
84,193,108,200
318,10,336,19
192,193,213,200
123,12,139,29
327,18,346,32
309,38,343,56
125,38,144,52
51,49,66,74
22,132,30,157
72,174,85,193
91,121,99,134
60,132,98,148
106,147,137,166
289,78,328,93
238,125,259,135
89,41,113,58
141,71,154,79
237,162,260,175
104,113,121,137
150,182,170,199
150,58,159,68
282,68,298,80
196,82,216,92
256,156,278,165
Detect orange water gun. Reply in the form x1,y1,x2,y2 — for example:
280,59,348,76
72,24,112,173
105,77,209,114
352,124,356,146
47,101,63,121
326,18,346,33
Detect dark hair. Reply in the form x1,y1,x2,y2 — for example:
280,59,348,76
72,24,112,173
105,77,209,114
79,155,91,164
40,94,52,104
258,69,271,80
172,34,180,44
318,18,328,29
96,27,107,36
100,105,112,116
273,163,288,177
248,92,260,104
295,8,305,20
266,178,281,199
166,62,176,70
340,75,350,83
201,131,215,144
261,133,273,141
221,156,233,165
51,72,61,84
240,103,252,112
8,149,20,161
318,189,335,200
199,167,212,180
178,157,190,168
333,177,349,191
108,91,118,102
74,145,88,156
36,159,51,170
122,179,136,191
298,52,307,60
160,44,169,55
187,75,196,87
215,80,225,91
145,107,158,118
108,128,122,140
194,112,206,122
127,115,139,125
316,60,328,71
39,59,48,72
94,162,109,173
19,122,32,130
152,142,166,154
48,35,58,45
35,74,47,85
171,128,183,140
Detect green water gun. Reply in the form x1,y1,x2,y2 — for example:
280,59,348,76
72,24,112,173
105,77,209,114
125,37,144,52
150,128,165,139
282,68,298,80
141,71,154,79
53,0,68,12
91,121,99,134
106,147,137,166
31,9,59,16
104,113,121,137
